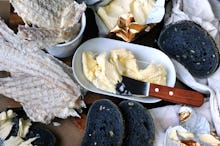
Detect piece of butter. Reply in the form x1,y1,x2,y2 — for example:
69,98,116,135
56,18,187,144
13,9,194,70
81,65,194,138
169,129,179,141
82,52,121,93
97,0,155,30
82,48,167,94
138,62,167,85
110,48,137,75
199,134,220,145
82,51,99,81
110,48,167,85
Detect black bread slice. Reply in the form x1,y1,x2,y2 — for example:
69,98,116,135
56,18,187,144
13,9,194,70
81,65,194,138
158,20,219,78
119,100,155,146
81,99,124,146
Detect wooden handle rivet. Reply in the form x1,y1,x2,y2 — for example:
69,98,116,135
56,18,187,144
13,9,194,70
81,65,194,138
154,88,159,92
169,91,174,96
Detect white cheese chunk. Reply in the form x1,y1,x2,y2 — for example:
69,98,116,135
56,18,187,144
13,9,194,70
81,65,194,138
0,110,16,140
4,136,37,146
18,118,32,138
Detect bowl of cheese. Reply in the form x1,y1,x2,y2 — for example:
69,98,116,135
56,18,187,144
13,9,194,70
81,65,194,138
72,38,176,103
46,13,86,58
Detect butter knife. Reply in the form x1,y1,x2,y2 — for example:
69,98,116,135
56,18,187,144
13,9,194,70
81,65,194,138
116,76,204,107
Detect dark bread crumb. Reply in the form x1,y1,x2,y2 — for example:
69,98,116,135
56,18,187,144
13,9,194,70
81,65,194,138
81,99,124,146
119,100,155,146
158,20,219,78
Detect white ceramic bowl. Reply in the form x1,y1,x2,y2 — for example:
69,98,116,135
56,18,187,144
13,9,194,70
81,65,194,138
72,38,176,103
46,13,86,58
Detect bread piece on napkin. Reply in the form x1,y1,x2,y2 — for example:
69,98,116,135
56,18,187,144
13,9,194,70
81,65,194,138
158,20,219,78
81,99,124,146
119,100,155,146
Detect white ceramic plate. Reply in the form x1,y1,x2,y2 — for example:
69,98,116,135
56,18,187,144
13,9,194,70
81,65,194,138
72,38,176,103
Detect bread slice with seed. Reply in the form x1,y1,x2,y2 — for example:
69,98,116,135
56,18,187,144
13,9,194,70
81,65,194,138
119,100,155,146
81,99,124,146
158,20,219,78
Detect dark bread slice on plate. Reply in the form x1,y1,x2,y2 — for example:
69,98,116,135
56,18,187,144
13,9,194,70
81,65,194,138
119,100,155,146
158,20,219,78
81,99,124,146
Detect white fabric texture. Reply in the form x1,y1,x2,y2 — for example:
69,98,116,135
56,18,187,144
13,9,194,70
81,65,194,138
149,0,220,145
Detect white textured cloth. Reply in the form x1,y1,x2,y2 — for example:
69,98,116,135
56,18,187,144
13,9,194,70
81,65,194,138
149,0,220,145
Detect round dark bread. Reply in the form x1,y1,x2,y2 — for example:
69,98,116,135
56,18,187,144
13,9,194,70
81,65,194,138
158,20,219,78
81,99,124,146
119,100,155,146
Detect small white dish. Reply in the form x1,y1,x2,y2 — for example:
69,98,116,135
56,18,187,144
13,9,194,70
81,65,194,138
46,13,86,58
72,38,176,103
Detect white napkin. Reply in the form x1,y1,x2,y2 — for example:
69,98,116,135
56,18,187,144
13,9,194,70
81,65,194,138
150,102,213,145
149,0,220,145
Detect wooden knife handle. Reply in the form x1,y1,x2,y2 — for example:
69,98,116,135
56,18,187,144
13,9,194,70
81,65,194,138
149,84,204,107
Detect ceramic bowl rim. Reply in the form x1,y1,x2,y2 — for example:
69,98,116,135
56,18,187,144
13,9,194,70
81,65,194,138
55,12,86,47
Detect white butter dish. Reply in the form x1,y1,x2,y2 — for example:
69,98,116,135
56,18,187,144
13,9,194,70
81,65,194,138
72,38,176,103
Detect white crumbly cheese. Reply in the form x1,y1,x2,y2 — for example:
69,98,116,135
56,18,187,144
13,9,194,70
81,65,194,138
4,136,38,146
97,0,155,30
18,118,32,138
82,48,167,93
0,110,16,140
0,110,38,146
0,120,13,140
